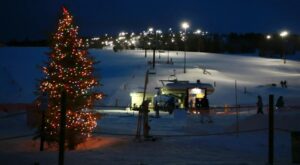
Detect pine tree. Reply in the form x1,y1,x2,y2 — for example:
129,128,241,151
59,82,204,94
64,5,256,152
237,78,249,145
38,7,102,149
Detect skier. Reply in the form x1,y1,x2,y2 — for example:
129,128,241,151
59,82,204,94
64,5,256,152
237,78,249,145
195,98,201,113
154,101,160,118
275,96,285,111
280,81,284,88
189,99,194,110
256,95,264,114
283,80,287,88
200,95,213,123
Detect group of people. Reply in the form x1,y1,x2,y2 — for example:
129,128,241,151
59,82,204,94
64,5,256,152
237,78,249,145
256,95,285,114
280,80,288,88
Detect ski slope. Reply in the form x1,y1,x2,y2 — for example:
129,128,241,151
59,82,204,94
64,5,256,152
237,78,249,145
1,47,300,107
0,47,300,165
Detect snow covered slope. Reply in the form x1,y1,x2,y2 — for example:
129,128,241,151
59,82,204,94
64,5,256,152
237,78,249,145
1,47,300,164
1,47,300,107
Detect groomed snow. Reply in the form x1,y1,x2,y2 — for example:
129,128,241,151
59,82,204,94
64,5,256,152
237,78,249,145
0,47,300,164
1,47,300,106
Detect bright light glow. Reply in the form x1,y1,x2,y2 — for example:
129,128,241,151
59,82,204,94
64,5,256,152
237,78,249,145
156,30,162,34
148,28,153,33
189,88,205,98
266,35,272,40
194,29,201,34
190,88,202,94
143,31,147,36
280,31,289,38
119,32,126,36
118,36,125,40
181,22,190,30
91,37,100,41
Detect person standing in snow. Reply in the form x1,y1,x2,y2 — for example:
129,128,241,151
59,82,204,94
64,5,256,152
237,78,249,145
275,96,285,111
256,95,264,114
283,80,288,88
189,99,194,110
280,81,284,88
199,95,213,123
154,101,160,118
195,98,201,111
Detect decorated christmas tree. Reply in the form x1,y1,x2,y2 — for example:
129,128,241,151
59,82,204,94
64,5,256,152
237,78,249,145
38,7,102,149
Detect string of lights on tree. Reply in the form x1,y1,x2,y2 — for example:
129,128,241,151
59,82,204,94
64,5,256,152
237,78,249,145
39,7,102,146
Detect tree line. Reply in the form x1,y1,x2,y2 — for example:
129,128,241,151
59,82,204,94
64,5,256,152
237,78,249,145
4,32,300,57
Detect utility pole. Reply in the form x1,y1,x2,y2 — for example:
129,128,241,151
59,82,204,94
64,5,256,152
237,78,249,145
136,70,149,140
181,22,189,73
136,70,154,140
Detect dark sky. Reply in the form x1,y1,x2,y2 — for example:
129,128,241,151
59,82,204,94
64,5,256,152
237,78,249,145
0,0,299,41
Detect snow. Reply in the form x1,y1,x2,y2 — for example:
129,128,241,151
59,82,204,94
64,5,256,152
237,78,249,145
1,47,300,106
0,47,300,164
1,109,299,164
0,47,47,103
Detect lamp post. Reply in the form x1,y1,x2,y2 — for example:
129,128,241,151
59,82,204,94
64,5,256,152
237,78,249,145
156,30,162,60
181,22,189,73
279,30,289,64
148,28,157,69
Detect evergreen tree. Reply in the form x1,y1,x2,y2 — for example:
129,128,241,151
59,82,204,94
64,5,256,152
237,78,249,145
38,7,102,149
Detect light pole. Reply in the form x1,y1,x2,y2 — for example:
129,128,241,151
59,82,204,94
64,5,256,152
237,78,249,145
148,28,156,69
279,30,289,64
181,22,189,73
156,30,162,60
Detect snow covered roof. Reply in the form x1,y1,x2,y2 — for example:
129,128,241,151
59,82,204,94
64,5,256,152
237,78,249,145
163,82,215,94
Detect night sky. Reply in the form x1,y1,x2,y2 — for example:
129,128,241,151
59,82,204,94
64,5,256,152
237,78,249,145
0,0,299,41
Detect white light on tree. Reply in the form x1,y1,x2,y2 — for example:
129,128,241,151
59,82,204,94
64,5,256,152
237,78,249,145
266,35,272,40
